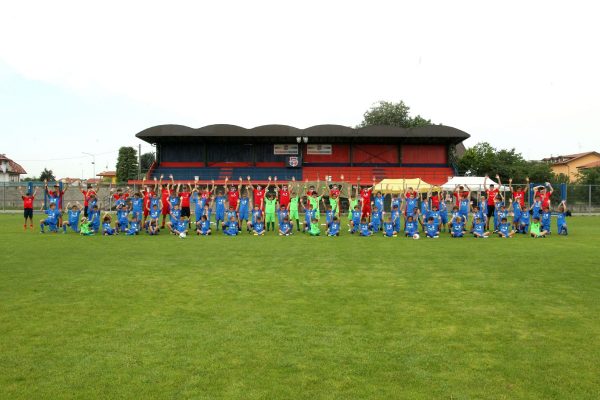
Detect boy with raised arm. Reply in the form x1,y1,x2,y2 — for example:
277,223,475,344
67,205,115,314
179,183,192,228
80,182,99,218
535,182,554,209
557,200,568,235
62,202,82,233
305,178,325,221
224,176,240,213
18,186,37,230
288,180,301,232
237,179,251,230
347,182,359,229
454,184,472,224
157,175,172,229
357,176,376,219
509,177,529,223
141,177,158,227
247,176,268,211
264,190,278,232
213,183,227,231
483,175,501,230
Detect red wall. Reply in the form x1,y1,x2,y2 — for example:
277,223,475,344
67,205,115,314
303,144,350,163
402,145,447,164
352,145,398,163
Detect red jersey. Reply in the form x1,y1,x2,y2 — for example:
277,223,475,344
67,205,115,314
360,189,372,206
112,193,130,201
430,195,441,209
278,190,290,206
161,188,170,205
142,189,155,207
513,190,526,207
180,191,191,208
486,189,499,206
330,189,340,199
81,189,96,206
539,192,552,208
454,191,470,206
201,190,211,205
227,190,239,208
22,195,35,209
253,188,265,207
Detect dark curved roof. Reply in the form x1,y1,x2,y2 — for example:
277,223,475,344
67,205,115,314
136,124,470,143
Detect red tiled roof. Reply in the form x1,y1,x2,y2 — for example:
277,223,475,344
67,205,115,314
543,151,600,164
577,160,600,169
0,154,27,174
96,171,116,177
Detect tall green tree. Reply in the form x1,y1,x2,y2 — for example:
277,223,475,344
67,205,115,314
140,152,155,173
458,142,556,182
358,100,432,128
116,147,139,182
39,168,55,182
578,167,600,185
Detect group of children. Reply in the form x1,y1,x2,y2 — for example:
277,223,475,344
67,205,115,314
26,174,569,239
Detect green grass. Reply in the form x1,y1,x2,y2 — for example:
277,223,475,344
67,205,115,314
1,214,599,399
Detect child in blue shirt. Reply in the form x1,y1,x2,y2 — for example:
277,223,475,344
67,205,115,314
62,202,82,233
450,216,465,238
557,201,568,235
472,217,489,238
425,217,440,239
196,215,212,236
327,216,341,237
214,191,227,231
279,216,293,236
370,206,383,232
383,215,397,237
349,205,362,234
252,217,265,236
102,214,117,236
498,217,515,238
358,218,372,237
541,206,552,234
88,204,101,233
404,215,419,238
126,217,140,235
40,203,61,233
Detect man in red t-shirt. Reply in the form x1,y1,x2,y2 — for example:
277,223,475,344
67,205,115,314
179,183,192,223
484,175,501,229
248,176,269,210
535,182,554,208
274,176,291,208
158,175,173,228
509,177,529,209
80,183,98,217
357,176,376,218
224,177,241,210
18,186,38,229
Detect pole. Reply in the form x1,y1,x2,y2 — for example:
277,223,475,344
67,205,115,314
138,144,142,181
589,184,592,212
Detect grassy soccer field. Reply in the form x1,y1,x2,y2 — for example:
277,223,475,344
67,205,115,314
1,214,599,399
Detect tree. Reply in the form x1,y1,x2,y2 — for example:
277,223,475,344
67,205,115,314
358,100,432,128
39,168,55,182
140,152,155,173
116,147,139,182
578,167,600,185
457,142,556,183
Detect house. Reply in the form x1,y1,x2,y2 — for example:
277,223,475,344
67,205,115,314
96,171,117,184
0,154,27,183
542,152,600,182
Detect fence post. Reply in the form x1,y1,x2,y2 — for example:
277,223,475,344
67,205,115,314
589,185,592,212
2,182,5,212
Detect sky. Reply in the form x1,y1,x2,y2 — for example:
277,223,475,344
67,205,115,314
1,0,599,179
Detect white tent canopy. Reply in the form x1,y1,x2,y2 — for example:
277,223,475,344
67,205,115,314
441,176,509,192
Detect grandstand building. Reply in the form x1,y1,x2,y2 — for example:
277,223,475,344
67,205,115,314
135,124,470,185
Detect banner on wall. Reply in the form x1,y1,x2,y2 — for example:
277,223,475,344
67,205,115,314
306,144,332,155
274,144,298,155
286,155,301,168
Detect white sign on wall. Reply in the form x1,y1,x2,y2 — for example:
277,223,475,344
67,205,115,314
274,144,298,155
307,144,332,155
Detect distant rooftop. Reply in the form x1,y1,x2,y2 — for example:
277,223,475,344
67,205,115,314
0,154,27,174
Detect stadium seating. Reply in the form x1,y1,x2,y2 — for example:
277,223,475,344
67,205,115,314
150,166,302,182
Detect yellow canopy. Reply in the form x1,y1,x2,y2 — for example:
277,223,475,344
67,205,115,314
373,178,437,194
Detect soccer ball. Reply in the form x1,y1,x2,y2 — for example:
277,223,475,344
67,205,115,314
413,233,420,240
179,232,186,239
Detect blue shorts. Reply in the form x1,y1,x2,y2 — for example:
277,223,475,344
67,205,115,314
440,214,448,224
238,208,249,220
215,211,225,220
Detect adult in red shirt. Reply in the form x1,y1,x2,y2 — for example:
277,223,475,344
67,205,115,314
44,180,68,210
18,186,38,230
158,175,173,228
509,177,529,209
484,175,501,228
453,185,471,207
247,176,269,210
179,183,192,219
535,182,554,208
80,183,98,217
274,176,291,208
357,176,376,218
429,189,442,210
224,177,241,210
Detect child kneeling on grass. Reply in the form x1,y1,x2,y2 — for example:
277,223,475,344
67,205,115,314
196,215,211,236
498,217,515,238
309,218,321,236
530,217,548,238
102,214,117,236
327,216,341,237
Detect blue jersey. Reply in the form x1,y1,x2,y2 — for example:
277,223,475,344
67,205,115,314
519,211,530,225
541,211,551,230
226,210,237,221
88,210,100,227
473,222,486,235
532,201,542,219
428,210,441,225
405,198,418,216
325,209,334,224
305,209,317,224
254,222,264,234
129,221,140,233
44,209,60,224
115,198,126,209
383,222,395,236
359,223,371,236
170,209,181,222
371,210,382,225
329,222,340,235
499,223,511,236
479,200,488,215
391,198,401,210
68,210,81,224
117,209,129,222
278,209,289,223
224,221,238,235
425,223,438,237
149,209,160,219
472,210,485,223
391,210,401,226
459,198,470,215
176,220,187,232
405,221,418,235
131,197,143,212
420,200,428,216
215,196,226,213
88,198,98,209
150,196,160,208
251,209,262,225
238,197,250,214
452,222,465,236
199,220,211,233
280,222,292,233
102,222,114,233
168,196,179,209
374,196,384,212
351,210,361,224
